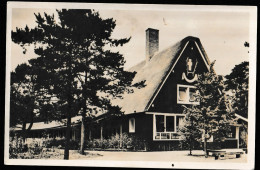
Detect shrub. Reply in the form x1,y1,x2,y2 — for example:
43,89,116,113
101,139,109,149
85,133,147,151
69,139,80,150
9,136,24,158
43,137,79,150
9,136,45,159
85,139,94,149
108,134,120,149
46,137,65,148
28,140,43,155
9,136,78,159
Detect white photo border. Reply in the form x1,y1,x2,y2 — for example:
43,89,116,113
5,2,257,169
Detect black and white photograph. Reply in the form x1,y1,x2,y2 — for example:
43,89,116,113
5,2,256,169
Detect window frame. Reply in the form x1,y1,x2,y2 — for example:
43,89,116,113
153,113,185,141
177,84,199,105
129,117,135,133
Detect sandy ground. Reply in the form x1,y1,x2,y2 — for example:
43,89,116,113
62,150,247,163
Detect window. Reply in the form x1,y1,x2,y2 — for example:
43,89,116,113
129,118,135,133
176,116,185,131
156,115,164,132
177,84,199,104
154,114,185,140
166,116,175,132
189,88,197,102
179,87,188,101
227,126,236,138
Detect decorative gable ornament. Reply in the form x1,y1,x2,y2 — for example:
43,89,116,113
182,57,198,83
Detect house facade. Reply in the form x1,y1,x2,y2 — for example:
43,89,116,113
12,28,248,151
90,28,248,150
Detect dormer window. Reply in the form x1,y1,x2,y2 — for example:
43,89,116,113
177,84,199,105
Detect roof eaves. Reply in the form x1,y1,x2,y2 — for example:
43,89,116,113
235,113,248,122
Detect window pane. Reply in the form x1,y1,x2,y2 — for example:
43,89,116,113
155,133,160,139
176,116,185,131
189,88,196,102
179,87,188,101
156,115,164,132
161,133,170,139
227,126,236,138
129,118,135,133
166,116,175,132
171,133,179,139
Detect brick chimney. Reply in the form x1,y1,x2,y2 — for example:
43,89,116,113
146,28,159,62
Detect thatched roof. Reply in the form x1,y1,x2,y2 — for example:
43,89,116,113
111,36,211,114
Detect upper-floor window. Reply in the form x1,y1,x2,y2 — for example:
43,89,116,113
177,84,199,105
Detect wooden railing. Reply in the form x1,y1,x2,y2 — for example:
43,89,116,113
154,132,181,140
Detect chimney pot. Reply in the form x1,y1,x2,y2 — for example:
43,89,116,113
146,28,159,62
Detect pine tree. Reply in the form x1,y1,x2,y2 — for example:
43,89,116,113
225,61,249,148
225,61,249,118
180,62,236,157
11,9,144,159
179,105,202,155
10,63,54,141
10,65,36,142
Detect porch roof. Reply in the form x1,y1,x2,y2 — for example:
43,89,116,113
11,116,82,131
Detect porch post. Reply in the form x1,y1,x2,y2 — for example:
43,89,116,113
120,124,122,148
153,114,156,140
174,115,177,132
101,125,103,141
89,130,91,140
72,129,75,140
236,126,240,148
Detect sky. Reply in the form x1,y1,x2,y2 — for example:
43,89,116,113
10,6,250,76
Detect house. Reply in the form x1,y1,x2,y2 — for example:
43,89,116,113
11,116,82,141
11,28,248,151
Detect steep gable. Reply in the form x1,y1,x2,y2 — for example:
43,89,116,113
112,36,211,114
148,39,211,113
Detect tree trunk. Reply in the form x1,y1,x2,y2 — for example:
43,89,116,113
80,112,86,154
189,118,193,155
80,66,88,155
22,122,27,143
204,130,208,158
21,111,34,143
189,137,192,155
64,115,71,160
64,58,73,160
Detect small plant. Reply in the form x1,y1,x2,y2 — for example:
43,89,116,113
108,134,120,149
9,136,65,159
84,133,147,151
28,140,43,155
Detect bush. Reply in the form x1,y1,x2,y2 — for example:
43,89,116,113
85,133,147,151
9,136,25,158
45,137,65,148
43,137,79,150
9,136,78,159
28,140,43,155
9,136,44,159
85,139,94,149
108,134,120,149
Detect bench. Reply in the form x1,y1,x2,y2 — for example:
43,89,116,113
207,149,244,160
